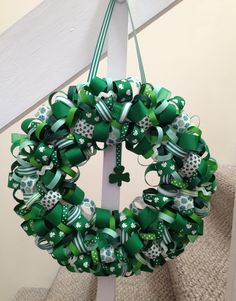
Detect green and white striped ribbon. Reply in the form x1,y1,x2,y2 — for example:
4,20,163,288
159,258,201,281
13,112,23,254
8,0,218,278
74,232,88,253
166,141,188,158
87,0,146,84
17,166,37,176
95,101,112,121
87,0,116,82
67,206,81,225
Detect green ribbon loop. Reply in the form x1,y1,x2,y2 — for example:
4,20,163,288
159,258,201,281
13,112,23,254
8,0,218,278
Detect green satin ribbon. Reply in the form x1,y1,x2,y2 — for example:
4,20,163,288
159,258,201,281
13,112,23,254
8,0,218,278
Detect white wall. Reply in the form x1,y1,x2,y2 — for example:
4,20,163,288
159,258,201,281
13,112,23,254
1,0,236,300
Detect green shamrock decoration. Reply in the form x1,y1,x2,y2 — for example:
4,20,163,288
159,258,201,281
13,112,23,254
109,165,130,187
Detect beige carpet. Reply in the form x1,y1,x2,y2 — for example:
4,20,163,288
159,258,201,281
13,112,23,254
14,165,236,301
45,264,175,301
13,288,48,301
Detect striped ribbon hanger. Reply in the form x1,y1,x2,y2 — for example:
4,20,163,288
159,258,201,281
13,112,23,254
87,0,147,179
87,0,146,84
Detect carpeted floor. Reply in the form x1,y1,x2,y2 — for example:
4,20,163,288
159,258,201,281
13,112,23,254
14,165,236,301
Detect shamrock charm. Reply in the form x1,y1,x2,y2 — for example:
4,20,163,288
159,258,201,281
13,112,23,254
109,165,130,187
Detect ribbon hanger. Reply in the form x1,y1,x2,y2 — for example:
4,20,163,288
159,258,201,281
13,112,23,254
87,0,147,186
87,0,146,84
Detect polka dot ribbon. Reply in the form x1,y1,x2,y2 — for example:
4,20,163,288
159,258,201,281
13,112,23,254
8,75,218,276
7,0,218,277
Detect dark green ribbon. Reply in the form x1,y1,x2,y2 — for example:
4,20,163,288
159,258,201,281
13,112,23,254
8,0,218,278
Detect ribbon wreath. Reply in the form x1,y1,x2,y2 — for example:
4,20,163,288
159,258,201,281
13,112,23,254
8,0,217,277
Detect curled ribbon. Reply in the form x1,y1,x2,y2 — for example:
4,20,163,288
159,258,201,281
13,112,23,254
8,76,218,277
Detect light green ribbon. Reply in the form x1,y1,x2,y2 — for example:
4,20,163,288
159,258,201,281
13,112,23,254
8,0,218,277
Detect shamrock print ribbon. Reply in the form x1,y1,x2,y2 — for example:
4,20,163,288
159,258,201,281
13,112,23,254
8,0,217,278
8,75,218,277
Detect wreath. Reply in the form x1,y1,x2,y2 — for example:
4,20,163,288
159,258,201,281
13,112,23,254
8,0,217,277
